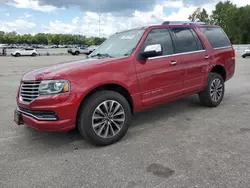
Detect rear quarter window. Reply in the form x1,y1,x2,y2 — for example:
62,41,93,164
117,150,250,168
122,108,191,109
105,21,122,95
200,27,231,49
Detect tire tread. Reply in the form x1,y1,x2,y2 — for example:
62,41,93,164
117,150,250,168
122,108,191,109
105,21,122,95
199,73,224,107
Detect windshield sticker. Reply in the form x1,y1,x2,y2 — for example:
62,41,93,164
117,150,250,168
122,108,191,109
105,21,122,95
121,35,135,40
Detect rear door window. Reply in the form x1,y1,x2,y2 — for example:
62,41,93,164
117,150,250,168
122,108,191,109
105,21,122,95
170,28,200,53
200,27,231,48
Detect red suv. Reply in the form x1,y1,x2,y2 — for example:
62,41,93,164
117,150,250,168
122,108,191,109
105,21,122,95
14,21,235,146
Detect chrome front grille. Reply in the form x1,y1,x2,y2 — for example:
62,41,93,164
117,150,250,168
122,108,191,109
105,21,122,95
20,81,41,102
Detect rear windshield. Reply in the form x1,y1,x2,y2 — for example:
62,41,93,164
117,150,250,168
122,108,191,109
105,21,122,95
200,27,231,49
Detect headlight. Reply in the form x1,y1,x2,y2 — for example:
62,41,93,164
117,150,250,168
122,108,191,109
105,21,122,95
39,80,70,95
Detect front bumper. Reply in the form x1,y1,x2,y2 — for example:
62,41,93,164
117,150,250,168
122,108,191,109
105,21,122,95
17,107,58,121
15,92,81,132
16,108,75,131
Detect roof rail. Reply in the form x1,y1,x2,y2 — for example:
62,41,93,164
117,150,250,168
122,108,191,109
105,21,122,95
162,21,209,25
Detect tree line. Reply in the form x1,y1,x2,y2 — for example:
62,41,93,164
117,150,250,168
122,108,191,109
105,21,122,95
0,31,106,46
189,1,250,44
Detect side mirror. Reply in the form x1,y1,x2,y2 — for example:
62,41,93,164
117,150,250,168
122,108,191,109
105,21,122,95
140,44,162,59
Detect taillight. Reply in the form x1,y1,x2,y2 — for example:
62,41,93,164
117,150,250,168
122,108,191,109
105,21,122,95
231,50,235,59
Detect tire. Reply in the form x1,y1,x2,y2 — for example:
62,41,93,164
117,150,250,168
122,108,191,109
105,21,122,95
31,53,37,57
77,90,132,146
242,55,246,58
199,73,225,107
15,53,20,57
75,51,80,56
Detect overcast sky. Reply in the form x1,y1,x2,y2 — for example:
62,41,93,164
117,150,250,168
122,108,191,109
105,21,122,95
0,0,249,37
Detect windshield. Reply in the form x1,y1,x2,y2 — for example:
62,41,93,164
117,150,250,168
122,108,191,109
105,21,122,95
89,29,145,58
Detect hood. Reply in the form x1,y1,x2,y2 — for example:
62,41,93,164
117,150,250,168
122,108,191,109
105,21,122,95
22,57,120,81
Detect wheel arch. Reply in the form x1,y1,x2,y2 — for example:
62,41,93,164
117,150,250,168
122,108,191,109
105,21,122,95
76,83,134,122
209,65,226,81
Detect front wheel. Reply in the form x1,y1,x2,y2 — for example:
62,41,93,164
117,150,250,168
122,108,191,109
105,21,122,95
242,55,246,58
75,51,80,56
77,90,132,146
199,73,225,107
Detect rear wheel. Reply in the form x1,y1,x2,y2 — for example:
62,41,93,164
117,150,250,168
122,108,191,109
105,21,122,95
75,51,80,56
31,53,37,57
77,90,132,146
199,73,225,107
242,55,246,58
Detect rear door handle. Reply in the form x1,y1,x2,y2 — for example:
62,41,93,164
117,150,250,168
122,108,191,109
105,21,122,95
204,55,210,59
170,61,177,65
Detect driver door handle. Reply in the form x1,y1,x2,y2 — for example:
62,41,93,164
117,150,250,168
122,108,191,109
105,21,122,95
204,55,210,59
170,61,177,65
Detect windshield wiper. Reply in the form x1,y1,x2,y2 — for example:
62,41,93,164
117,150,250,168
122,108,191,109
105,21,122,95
89,53,113,58
124,48,135,56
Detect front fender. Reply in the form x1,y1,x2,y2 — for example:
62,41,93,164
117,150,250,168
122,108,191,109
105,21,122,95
75,71,133,95
71,70,139,109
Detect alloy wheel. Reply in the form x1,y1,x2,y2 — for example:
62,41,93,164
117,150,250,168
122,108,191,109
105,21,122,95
92,100,125,138
210,78,223,102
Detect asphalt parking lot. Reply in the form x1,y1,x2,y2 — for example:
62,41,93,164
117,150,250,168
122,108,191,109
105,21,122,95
0,55,250,188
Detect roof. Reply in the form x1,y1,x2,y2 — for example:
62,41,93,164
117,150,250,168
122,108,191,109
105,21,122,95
114,21,218,35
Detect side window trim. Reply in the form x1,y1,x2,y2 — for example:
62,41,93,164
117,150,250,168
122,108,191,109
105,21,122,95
214,46,232,50
148,49,206,60
147,27,207,60
140,27,208,61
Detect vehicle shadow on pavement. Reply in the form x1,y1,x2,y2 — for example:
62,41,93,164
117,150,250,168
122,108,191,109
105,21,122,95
20,127,97,152
131,95,202,128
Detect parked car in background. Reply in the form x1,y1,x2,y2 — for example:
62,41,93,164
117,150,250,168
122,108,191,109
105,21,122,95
87,45,99,54
242,46,250,58
14,21,235,146
68,46,89,55
11,48,38,57
49,45,58,48
0,44,8,48
68,45,98,55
